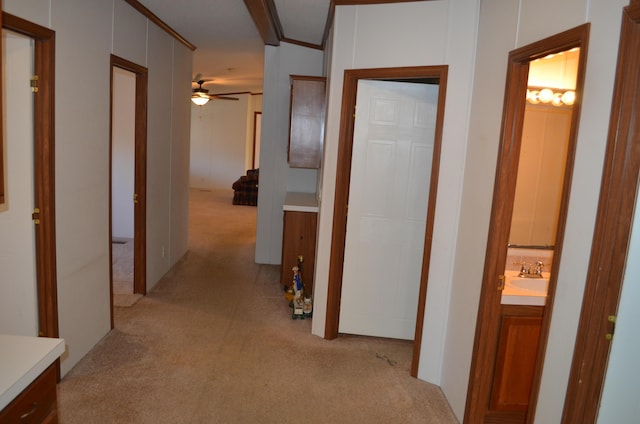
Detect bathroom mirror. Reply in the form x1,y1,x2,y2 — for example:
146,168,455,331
508,48,579,248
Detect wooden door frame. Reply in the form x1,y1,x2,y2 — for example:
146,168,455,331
3,13,58,340
253,111,262,169
463,24,590,423
562,3,640,422
109,55,148,328
324,65,448,377
0,10,4,205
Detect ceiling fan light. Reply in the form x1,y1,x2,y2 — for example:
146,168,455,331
191,96,210,106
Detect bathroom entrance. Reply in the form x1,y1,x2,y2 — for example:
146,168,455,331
464,25,589,422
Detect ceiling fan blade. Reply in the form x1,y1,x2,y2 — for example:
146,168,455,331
210,95,239,101
192,73,202,82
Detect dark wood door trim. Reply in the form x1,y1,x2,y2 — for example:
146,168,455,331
0,10,3,206
324,65,448,378
562,3,640,422
252,111,262,169
109,55,148,328
463,24,590,423
3,13,58,341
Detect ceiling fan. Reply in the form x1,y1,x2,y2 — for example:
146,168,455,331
191,75,239,106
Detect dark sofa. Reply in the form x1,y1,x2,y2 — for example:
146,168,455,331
232,169,259,206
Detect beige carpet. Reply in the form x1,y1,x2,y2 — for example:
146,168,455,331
58,188,458,423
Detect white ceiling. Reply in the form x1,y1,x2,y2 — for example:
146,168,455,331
136,0,331,95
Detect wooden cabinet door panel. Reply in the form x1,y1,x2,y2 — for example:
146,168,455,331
281,211,317,295
288,76,326,169
489,308,543,414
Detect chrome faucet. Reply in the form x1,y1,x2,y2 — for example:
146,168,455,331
533,260,544,277
515,260,545,278
518,262,529,277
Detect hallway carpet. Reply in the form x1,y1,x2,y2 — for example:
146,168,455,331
58,189,458,423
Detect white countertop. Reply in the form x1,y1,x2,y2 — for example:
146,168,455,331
0,334,65,410
283,192,318,213
501,288,547,306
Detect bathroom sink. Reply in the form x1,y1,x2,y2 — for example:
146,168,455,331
508,276,549,293
501,271,550,305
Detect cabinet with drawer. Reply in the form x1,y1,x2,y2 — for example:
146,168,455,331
0,364,57,424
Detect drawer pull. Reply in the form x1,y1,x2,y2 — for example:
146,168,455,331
20,403,38,420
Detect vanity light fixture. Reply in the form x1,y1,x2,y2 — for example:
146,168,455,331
526,87,575,106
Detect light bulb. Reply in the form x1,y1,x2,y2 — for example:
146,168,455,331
538,88,554,103
561,90,575,106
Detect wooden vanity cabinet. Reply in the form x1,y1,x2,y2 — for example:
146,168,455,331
0,364,58,424
488,305,543,417
281,210,317,296
288,75,326,169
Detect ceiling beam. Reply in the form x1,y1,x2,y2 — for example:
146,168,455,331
246,0,425,50
243,0,284,46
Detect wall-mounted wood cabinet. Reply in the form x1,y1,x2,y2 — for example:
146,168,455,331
288,75,326,169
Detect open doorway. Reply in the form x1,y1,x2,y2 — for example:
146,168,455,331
111,67,136,299
324,66,448,377
109,55,148,325
1,13,58,341
464,25,589,423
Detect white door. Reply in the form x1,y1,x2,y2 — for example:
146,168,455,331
0,30,37,335
339,79,439,339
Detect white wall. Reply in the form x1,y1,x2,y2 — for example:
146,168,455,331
0,31,38,336
312,0,479,389
597,189,640,422
170,43,193,265
3,0,192,375
111,67,135,239
190,94,254,190
255,42,324,264
443,0,629,420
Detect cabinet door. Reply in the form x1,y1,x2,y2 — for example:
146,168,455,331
281,211,317,295
489,306,543,414
288,76,326,169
